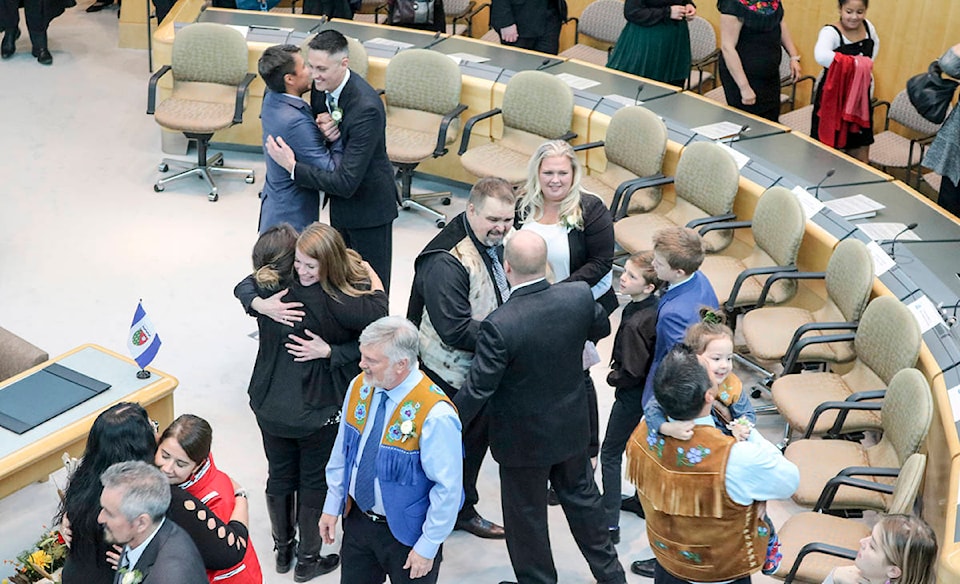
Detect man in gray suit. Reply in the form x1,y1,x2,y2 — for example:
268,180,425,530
98,461,207,584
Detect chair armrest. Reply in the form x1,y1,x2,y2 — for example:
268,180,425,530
572,140,604,152
0,327,48,382
458,108,502,154
801,399,882,440
813,475,894,512
233,73,257,124
564,16,580,44
557,130,578,142
724,265,797,313
146,65,173,115
873,100,891,130
836,466,900,479
434,104,469,157
684,213,737,230
784,542,857,584
697,219,752,235
756,271,826,306
612,174,672,219
373,2,388,23
781,328,856,374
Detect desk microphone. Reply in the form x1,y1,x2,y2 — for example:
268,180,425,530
423,31,444,49
723,124,750,143
537,58,557,70
681,132,698,148
879,222,919,259
809,168,836,200
634,83,645,105
307,17,328,34
939,301,960,328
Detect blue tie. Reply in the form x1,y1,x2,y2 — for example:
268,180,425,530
354,392,387,512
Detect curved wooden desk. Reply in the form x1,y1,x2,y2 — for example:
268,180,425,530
153,10,960,580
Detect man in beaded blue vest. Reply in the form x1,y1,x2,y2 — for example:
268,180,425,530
321,316,463,583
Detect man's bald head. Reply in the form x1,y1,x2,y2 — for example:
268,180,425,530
504,230,547,286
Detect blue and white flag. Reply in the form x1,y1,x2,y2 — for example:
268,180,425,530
128,301,162,369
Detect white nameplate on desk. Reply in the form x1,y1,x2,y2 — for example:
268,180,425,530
448,52,490,63
691,121,743,140
366,37,415,49
555,73,601,90
856,222,921,242
865,240,895,276
823,194,885,220
714,142,749,170
907,295,944,333
790,186,825,220
603,94,642,107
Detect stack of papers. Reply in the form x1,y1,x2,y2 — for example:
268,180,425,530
822,194,885,220
691,121,743,140
554,73,601,90
790,186,825,220
366,37,415,49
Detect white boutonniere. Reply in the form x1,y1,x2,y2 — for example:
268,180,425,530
330,106,343,125
119,568,144,584
560,214,580,231
399,420,415,442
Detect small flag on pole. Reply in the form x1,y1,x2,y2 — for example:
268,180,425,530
128,301,162,372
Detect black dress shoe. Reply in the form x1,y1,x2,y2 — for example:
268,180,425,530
454,514,506,539
1,28,19,59
293,553,339,582
85,1,112,11
631,558,657,578
33,47,52,65
620,493,645,518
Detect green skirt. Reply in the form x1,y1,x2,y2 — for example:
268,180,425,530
607,19,692,85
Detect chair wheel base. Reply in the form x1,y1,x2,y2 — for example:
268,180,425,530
245,175,255,184
154,184,164,192
435,218,446,228
441,197,451,205
158,163,169,172
208,192,219,202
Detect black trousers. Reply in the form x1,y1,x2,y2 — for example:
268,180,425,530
458,407,491,520
340,507,442,584
599,388,644,528
260,424,337,508
500,453,626,584
0,0,45,48
585,372,600,458
336,222,393,294
653,560,751,584
939,175,960,217
501,12,562,55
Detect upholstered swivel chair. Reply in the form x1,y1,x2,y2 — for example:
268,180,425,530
773,453,927,584
740,239,874,376
147,23,256,202
384,49,467,227
577,106,667,213
0,326,48,383
698,185,805,313
458,70,575,185
870,90,944,187
771,295,921,443
612,141,740,255
784,368,932,510
686,16,719,93
558,0,626,66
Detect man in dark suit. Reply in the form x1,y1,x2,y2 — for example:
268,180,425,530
490,0,567,54
456,231,626,584
266,29,398,292
98,461,207,584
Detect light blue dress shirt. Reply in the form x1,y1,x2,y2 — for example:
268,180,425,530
324,369,463,560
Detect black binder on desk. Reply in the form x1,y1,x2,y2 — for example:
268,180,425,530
0,364,111,435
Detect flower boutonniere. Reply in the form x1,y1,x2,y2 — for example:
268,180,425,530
118,568,144,584
330,106,344,125
560,214,581,231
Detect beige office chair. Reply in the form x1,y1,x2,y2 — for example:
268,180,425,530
577,106,668,213
384,49,467,228
300,34,369,79
780,104,814,135
613,141,740,255
480,28,500,44
771,295,921,443
698,185,805,312
784,368,932,510
558,0,626,66
148,23,256,202
458,70,575,184
0,326,48,383
686,16,719,93
352,0,388,23
870,90,943,187
778,47,816,112
923,171,942,193
740,239,874,377
774,453,927,584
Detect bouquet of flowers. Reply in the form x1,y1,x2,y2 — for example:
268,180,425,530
3,528,67,584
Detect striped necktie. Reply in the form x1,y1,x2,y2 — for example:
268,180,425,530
486,246,511,302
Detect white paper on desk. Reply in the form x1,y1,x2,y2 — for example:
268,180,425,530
856,222,922,242
603,94,643,107
865,240,895,276
227,25,249,38
908,295,944,333
446,55,462,65
555,73,601,90
822,194,885,219
791,186,825,219
448,52,490,63
691,121,743,140
714,142,750,170
366,37,415,49
949,384,960,422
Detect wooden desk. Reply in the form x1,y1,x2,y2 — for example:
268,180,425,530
0,344,178,499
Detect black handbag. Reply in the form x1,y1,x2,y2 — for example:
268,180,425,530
907,60,959,124
389,0,434,24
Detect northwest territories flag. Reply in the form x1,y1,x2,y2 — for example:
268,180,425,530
128,302,162,369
